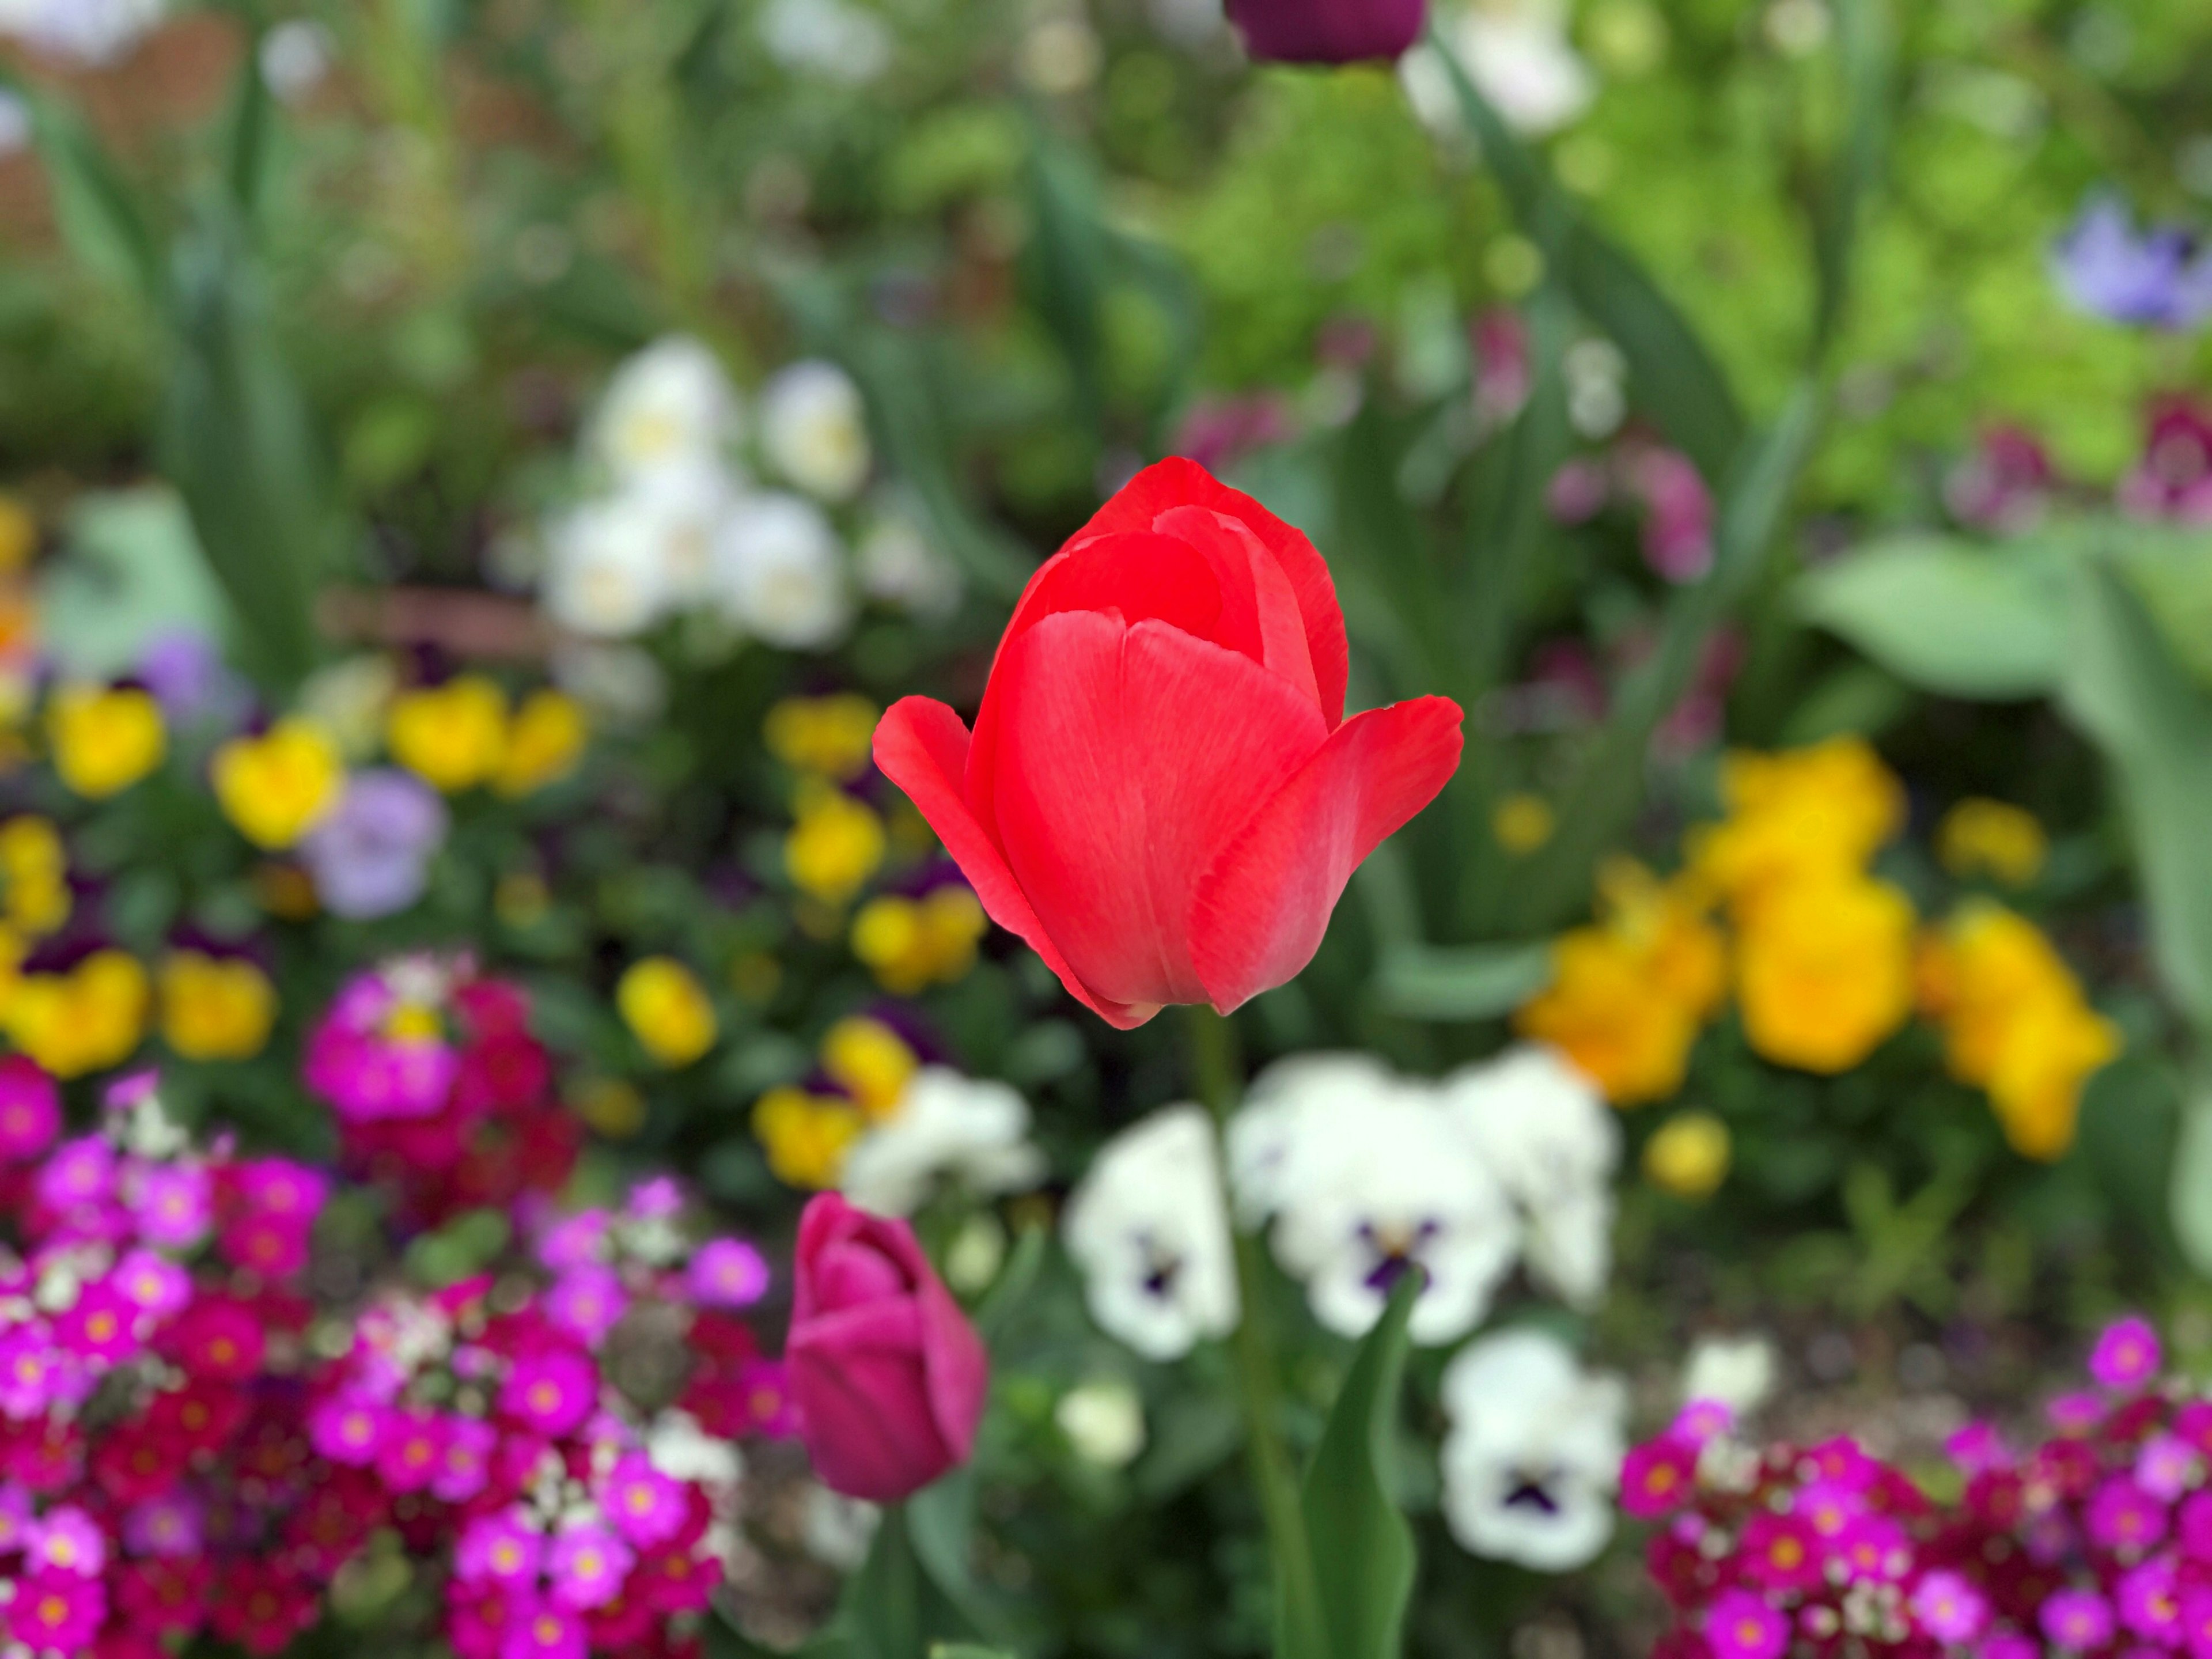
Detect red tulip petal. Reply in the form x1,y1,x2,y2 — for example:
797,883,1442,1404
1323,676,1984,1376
989,611,1329,1010
873,696,1155,1030
1071,456,1350,727
1189,695,1465,1013
1155,503,1320,710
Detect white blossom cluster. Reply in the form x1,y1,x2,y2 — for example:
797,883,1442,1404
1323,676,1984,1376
540,337,960,650
838,1066,1046,1220
0,0,164,66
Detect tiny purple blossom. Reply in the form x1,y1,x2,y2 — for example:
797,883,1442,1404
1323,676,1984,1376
112,1249,191,1320
1911,1570,1990,1645
686,1238,770,1309
601,1453,688,1548
628,1176,684,1220
132,1162,213,1251
2118,1555,2183,1645
2092,1317,2163,1391
2052,195,2212,330
537,1210,609,1273
2086,1476,2169,1555
2138,1434,2199,1504
300,769,449,921
1704,1589,1789,1659
29,1506,106,1577
546,1522,635,1610
35,1137,115,1213
431,1416,496,1503
123,1491,204,1558
456,1509,543,1585
2047,1390,2107,1433
2041,1589,2116,1652
1670,1399,1733,1445
308,1392,384,1467
544,1264,630,1349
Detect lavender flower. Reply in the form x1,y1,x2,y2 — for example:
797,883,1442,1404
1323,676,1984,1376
2052,196,2212,329
300,770,449,921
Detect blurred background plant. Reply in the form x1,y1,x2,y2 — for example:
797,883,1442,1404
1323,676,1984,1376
0,0,2211,1656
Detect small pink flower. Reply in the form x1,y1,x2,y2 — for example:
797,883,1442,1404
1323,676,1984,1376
1705,1590,1788,1659
499,1348,598,1439
1791,1479,1864,1540
375,1408,448,1495
123,1491,203,1558
628,1177,684,1220
112,1251,191,1321
55,1283,140,1367
2092,1317,2163,1391
546,1522,634,1610
2041,1589,2115,1652
9,1567,104,1651
1946,1420,2013,1475
685,1239,770,1309
1978,1631,2037,1659
2118,1554,2183,1644
601,1453,688,1549
737,1358,802,1438
2047,1390,2107,1433
29,1506,105,1576
433,1416,497,1503
1669,1400,1733,1445
309,1393,384,1467
36,1137,115,1213
0,1058,59,1162
501,1599,588,1659
2089,1475,2171,1555
1912,1570,1991,1644
1836,1514,1911,1584
1620,1436,1699,1519
537,1211,608,1272
131,1163,211,1251
544,1266,629,1349
457,1510,543,1586
1738,1513,1822,1593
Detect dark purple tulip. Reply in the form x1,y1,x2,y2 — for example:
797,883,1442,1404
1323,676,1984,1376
1226,0,1426,64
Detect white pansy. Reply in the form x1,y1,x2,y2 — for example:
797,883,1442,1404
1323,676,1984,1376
1063,1105,1239,1362
1229,1052,1396,1228
759,0,893,86
760,361,873,503
839,1067,1047,1218
259,19,334,101
1403,0,1595,139
1683,1334,1779,1418
1056,1380,1147,1469
1440,1328,1625,1571
646,1410,743,1487
0,0,163,65
1446,1045,1618,1308
1262,1086,1517,1345
589,336,740,484
543,493,674,638
711,491,853,650
631,454,745,608
857,505,962,619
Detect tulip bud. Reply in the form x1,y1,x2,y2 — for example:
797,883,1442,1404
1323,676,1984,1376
1225,0,1427,65
787,1194,989,1503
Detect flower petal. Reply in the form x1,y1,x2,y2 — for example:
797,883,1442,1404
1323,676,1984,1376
873,696,1153,1029
1190,696,1464,1013
1072,457,1350,726
989,612,1330,1010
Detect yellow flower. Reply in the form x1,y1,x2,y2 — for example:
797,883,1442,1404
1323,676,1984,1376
495,690,588,798
820,1015,917,1119
158,952,277,1062
0,496,35,572
618,957,718,1068
850,887,989,994
1734,874,1915,1074
1687,736,1904,910
1937,798,2048,888
764,694,881,781
1517,929,1706,1107
6,950,149,1078
47,685,165,799
1492,793,1556,854
387,676,509,793
0,817,68,937
752,1085,865,1188
1644,1111,1732,1199
1984,1001,2120,1161
1597,861,1728,1020
785,782,886,907
212,719,344,850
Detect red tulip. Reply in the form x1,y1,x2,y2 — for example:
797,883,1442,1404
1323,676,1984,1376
1226,0,1427,64
787,1194,988,1503
874,458,1463,1029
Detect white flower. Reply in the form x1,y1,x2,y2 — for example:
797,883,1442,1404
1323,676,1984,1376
297,655,400,763
646,1410,744,1488
857,505,962,619
0,0,163,65
543,493,674,638
1228,1052,1396,1228
1262,1086,1517,1345
760,361,872,503
759,0,893,86
1446,1045,1618,1308
1403,0,1595,140
711,491,853,650
1056,1380,1147,1468
800,1484,880,1571
1063,1105,1239,1362
1440,1328,1624,1571
589,336,740,484
1683,1334,1778,1418
259,20,334,102
839,1067,1047,1218
630,454,747,608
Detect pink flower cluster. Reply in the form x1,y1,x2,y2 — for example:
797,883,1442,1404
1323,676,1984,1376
1628,1317,2212,1659
304,956,579,1223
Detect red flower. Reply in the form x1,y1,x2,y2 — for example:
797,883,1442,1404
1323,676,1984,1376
874,459,1462,1028
210,1561,319,1657
1225,0,1426,63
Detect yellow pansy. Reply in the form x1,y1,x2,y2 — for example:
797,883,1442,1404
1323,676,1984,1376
0,817,68,937
785,782,886,907
212,719,345,850
158,952,278,1062
764,694,881,781
850,886,988,994
47,685,165,800
1937,798,2048,888
820,1015,917,1120
387,676,509,793
1517,928,1706,1107
495,690,588,798
1984,1001,2121,1161
6,950,150,1078
1734,874,1916,1074
1643,1111,1732,1199
1687,736,1904,911
752,1085,865,1188
617,956,718,1068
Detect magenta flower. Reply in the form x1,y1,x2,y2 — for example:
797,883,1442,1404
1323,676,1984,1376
737,1357,802,1438
113,1250,191,1320
1669,1400,1733,1445
547,1522,634,1610
502,1600,589,1659
131,1162,212,1251
544,1266,629,1349
628,1176,684,1220
2048,1390,2107,1433
309,1393,384,1467
123,1491,204,1558
9,1568,105,1651
601,1453,688,1549
55,1283,139,1366
1224,0,1425,63
303,967,463,1122
2041,1589,2116,1651
2180,1586,2212,1657
375,1408,448,1495
2179,1492,2212,1559
499,1347,597,1438
1739,1512,1823,1593
1805,1437,1881,1490
1791,1479,1865,1540
537,1210,609,1272
1911,1570,1991,1644
2088,1474,2170,1555
0,1328,65,1418
29,1506,105,1577
2092,1317,2164,1391
0,1057,59,1161
457,1510,544,1586
685,1238,770,1310
236,1158,330,1224
1946,1420,2013,1475
36,1136,115,1213
432,1416,496,1503
1620,1435,1699,1518
1977,1630,2038,1659
1705,1590,1789,1659
2118,1555,2183,1644
1836,1513,1911,1584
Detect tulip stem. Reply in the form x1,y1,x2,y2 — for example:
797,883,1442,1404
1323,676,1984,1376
1185,1006,1324,1659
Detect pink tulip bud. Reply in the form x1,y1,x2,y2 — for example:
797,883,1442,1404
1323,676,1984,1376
1225,0,1427,64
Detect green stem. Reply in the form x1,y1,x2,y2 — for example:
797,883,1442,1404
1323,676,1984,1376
1184,1005,1324,1659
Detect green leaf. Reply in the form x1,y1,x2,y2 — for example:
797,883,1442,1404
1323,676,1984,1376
839,1506,922,1659
2170,1083,2212,1279
930,1647,1014,1659
2077,1055,2183,1266
2056,562,2212,1035
13,81,163,304
1794,534,2067,699
907,1472,1014,1647
2107,522,2212,690
1372,941,1552,1022
972,1225,1046,1346
1810,0,1892,353
1293,1273,1421,1659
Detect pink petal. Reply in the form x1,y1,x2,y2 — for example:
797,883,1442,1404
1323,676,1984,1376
873,696,1153,1029
1071,457,1349,727
989,611,1329,1010
1153,503,1321,711
1190,696,1464,1013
